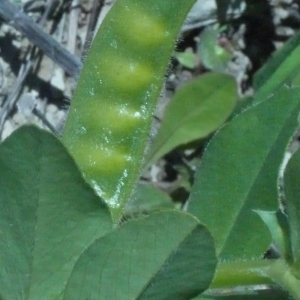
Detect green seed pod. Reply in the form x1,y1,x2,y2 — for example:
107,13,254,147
62,0,197,222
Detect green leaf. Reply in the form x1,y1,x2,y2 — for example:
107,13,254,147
124,183,174,217
284,147,300,262
62,0,198,223
291,257,300,280
63,211,217,300
147,73,237,165
188,87,300,260
229,96,254,119
254,30,300,103
254,210,292,262
173,51,198,69
197,26,232,72
0,126,112,300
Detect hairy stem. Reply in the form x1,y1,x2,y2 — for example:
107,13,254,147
211,259,274,289
210,259,300,300
266,259,300,300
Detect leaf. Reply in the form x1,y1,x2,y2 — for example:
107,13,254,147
188,87,300,260
0,126,112,300
284,147,300,262
147,73,237,165
254,210,292,262
229,95,254,119
62,0,199,223
291,257,300,280
124,183,174,217
63,211,217,300
254,30,300,103
174,51,197,69
197,26,232,72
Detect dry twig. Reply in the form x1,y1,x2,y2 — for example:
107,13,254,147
0,0,82,76
0,0,67,138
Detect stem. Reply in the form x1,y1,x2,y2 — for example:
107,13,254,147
266,259,300,300
211,259,274,289
210,259,300,300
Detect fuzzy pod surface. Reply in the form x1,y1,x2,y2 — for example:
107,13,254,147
62,0,197,222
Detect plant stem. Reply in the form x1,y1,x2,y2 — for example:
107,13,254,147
266,259,300,300
211,259,274,289
210,259,300,300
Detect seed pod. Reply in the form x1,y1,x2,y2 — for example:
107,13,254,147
62,0,197,222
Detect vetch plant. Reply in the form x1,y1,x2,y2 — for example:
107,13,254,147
1,0,300,299
62,0,201,223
